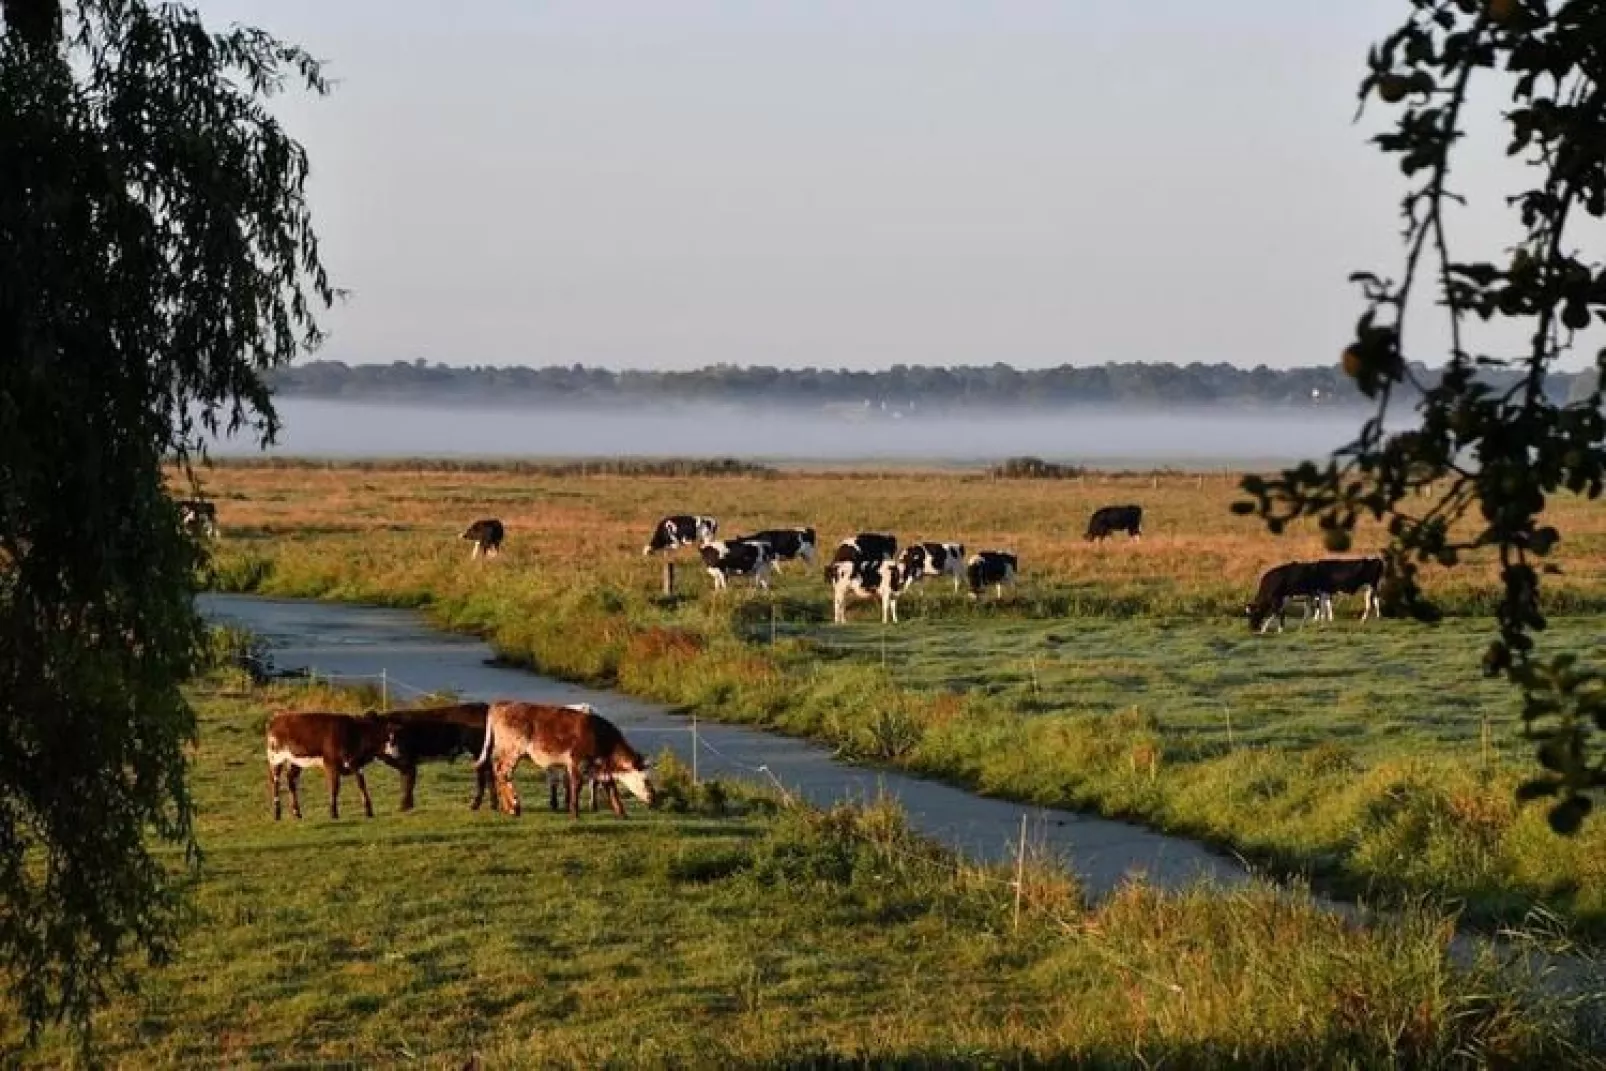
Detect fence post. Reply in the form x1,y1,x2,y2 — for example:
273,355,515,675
1013,812,1028,935
381,668,388,709
691,714,699,785
662,562,676,597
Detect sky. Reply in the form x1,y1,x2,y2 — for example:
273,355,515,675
194,1,1550,372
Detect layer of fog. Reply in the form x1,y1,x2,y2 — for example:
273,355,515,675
210,398,1377,468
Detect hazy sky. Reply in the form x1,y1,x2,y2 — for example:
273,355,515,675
196,2,1545,371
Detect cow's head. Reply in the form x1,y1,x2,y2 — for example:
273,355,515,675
1244,602,1269,632
608,749,656,807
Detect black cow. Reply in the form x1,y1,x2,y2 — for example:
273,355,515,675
897,541,966,592
733,527,817,572
828,532,899,569
700,540,774,591
643,514,718,556
965,551,1019,598
380,703,494,811
461,518,504,559
1085,505,1143,541
1245,558,1385,633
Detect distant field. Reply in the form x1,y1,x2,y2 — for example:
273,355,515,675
10,680,1590,1067
194,462,1606,934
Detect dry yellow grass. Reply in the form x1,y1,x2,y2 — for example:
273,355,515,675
192,463,1606,611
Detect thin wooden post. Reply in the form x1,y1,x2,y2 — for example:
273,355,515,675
662,561,676,597
1013,813,1028,935
691,714,699,785
381,668,388,710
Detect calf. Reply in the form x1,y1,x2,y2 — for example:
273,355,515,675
829,532,899,567
476,702,655,818
700,539,774,591
897,541,966,592
265,710,398,820
828,558,907,624
734,527,817,572
461,518,505,559
380,703,494,811
643,514,718,555
966,551,1019,598
1085,505,1143,541
178,499,218,538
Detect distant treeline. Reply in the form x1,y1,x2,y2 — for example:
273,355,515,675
270,359,1600,410
208,457,779,478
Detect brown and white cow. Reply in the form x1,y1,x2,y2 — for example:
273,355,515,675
476,701,655,818
265,710,399,820
379,702,494,811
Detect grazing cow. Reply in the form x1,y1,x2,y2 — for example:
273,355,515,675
642,514,718,555
265,710,398,820
1246,558,1385,633
700,540,774,591
733,527,817,572
1307,557,1385,623
897,541,966,592
966,551,1019,598
828,558,907,624
461,518,505,559
829,532,899,567
380,703,494,811
178,499,218,538
476,702,655,818
1085,505,1143,541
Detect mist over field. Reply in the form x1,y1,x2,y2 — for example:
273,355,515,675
216,398,1376,466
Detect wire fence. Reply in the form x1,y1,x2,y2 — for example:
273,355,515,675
270,664,1074,934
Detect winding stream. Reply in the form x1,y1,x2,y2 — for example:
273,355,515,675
200,593,1251,898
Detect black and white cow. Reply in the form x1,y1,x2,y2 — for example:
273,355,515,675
1085,505,1143,541
1245,557,1384,633
965,551,1019,598
828,558,907,624
700,540,774,591
642,515,718,556
897,541,966,592
461,518,504,559
733,527,817,572
178,499,218,538
829,532,899,567
1307,557,1385,623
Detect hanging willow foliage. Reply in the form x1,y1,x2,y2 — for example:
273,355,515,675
1,0,330,1043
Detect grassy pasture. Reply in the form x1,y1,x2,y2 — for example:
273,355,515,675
8,679,1594,1068
194,463,1606,933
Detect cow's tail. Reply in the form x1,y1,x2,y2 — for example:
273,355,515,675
475,717,496,769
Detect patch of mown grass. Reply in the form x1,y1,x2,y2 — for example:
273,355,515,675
192,464,1606,936
5,682,1596,1067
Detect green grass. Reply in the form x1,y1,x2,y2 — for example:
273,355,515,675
7,680,1596,1068
203,526,1606,938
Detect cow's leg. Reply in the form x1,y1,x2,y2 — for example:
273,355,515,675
833,595,845,624
286,765,304,819
494,753,522,816
1361,587,1377,622
471,542,482,560
325,764,341,820
548,767,562,812
604,777,627,818
565,759,582,819
269,762,283,820
354,768,375,818
470,763,490,810
398,764,417,812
